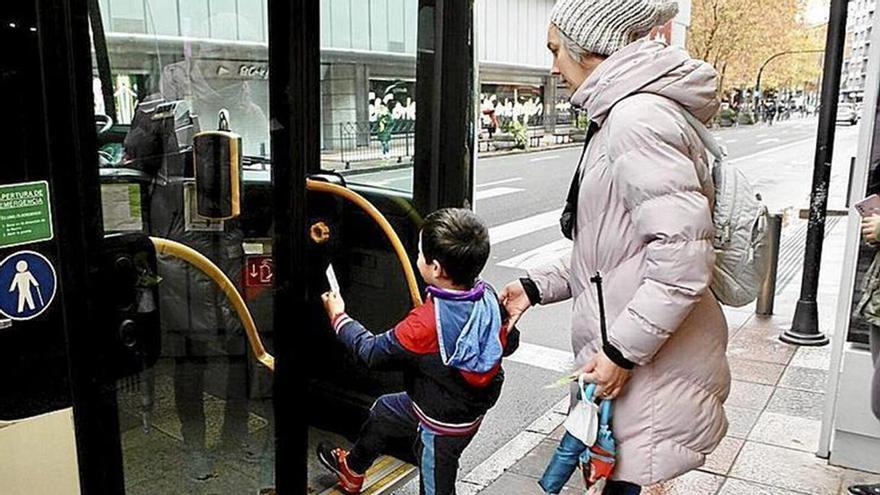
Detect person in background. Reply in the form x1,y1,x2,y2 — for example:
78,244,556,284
377,104,394,159
766,101,777,125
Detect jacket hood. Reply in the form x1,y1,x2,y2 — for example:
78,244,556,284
571,39,719,126
428,281,503,374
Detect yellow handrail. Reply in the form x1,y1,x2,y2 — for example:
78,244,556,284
147,180,422,373
150,237,276,371
306,179,423,308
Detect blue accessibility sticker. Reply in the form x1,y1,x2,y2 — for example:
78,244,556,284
0,250,57,320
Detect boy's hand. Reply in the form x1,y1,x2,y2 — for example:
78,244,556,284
861,214,880,244
499,280,532,328
321,291,346,321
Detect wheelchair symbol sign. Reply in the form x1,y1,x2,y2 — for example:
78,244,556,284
0,250,57,320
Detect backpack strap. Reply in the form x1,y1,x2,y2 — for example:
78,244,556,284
560,121,600,240
678,110,727,162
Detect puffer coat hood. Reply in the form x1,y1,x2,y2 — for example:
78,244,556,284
571,39,720,124
528,39,730,486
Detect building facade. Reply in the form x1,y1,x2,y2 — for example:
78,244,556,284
843,0,876,102
95,0,691,152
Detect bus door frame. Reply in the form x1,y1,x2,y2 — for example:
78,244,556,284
820,0,880,470
23,0,128,492
267,0,317,492
413,0,478,213
27,0,314,492
36,0,478,492
267,0,478,491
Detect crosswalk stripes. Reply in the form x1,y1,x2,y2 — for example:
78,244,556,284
529,154,561,162
487,209,562,245
497,238,571,271
504,342,574,373
476,177,523,188
474,187,524,201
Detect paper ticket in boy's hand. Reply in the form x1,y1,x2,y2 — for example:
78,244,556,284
326,263,341,294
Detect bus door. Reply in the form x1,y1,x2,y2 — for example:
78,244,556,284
821,3,880,470
0,0,476,493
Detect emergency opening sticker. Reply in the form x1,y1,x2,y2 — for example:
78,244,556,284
0,181,54,248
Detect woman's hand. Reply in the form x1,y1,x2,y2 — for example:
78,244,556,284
499,280,532,328
581,350,631,399
321,291,346,321
861,215,880,244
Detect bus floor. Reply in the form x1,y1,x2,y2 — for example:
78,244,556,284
112,359,413,494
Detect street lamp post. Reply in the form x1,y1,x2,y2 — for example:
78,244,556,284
781,0,849,346
754,49,824,117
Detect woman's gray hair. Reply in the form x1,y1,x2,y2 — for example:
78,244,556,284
556,26,590,64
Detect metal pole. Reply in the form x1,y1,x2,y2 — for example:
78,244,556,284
755,50,824,123
756,214,783,315
88,0,118,119
339,122,345,164
780,0,848,346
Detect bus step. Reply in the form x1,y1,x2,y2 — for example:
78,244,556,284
318,455,417,495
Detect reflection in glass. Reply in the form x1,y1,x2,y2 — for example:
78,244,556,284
93,1,275,493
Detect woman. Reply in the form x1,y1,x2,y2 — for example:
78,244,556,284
500,0,731,492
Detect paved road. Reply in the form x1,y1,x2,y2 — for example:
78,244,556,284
349,115,825,193
342,115,863,490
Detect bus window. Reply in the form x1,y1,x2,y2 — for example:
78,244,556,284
89,1,428,492
3,0,468,491
318,0,419,194
91,1,275,493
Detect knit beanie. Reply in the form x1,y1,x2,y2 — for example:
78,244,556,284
550,0,679,56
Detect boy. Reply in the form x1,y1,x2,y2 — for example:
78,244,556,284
318,208,519,495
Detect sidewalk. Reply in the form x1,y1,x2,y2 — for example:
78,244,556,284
465,216,880,495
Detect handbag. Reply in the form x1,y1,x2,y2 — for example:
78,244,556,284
563,375,600,446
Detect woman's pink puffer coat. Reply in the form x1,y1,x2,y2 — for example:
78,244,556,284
528,39,731,486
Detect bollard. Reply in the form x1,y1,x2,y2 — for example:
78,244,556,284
756,213,783,315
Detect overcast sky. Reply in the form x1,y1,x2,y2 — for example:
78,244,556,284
804,0,829,25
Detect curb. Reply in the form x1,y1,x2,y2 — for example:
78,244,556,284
478,141,583,159
456,397,570,495
325,142,585,178
336,162,414,177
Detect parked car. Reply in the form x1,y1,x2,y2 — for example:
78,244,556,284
836,103,859,125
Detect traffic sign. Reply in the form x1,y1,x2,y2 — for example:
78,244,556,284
0,250,57,320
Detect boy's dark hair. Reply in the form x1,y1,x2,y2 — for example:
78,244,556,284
421,208,490,287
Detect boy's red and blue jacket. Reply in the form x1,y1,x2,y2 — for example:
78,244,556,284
331,281,519,436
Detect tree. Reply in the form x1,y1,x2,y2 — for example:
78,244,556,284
688,0,824,96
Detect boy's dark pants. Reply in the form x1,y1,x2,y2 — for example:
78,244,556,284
348,393,476,495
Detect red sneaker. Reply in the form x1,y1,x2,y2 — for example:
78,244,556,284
317,444,365,494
